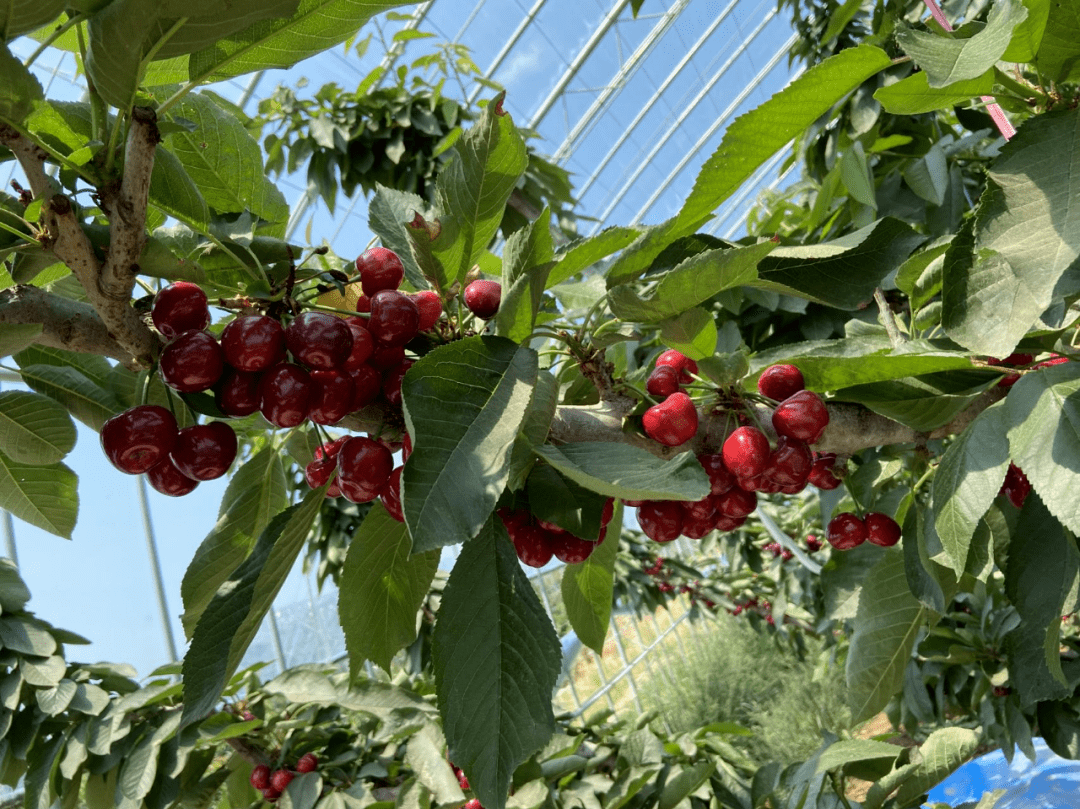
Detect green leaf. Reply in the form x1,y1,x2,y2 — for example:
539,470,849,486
605,46,892,286
903,144,949,206
23,731,64,809
0,0,68,40
659,761,714,809
1003,0,1050,61
1032,0,1080,81
401,336,537,553
432,519,560,809
338,503,439,674
185,0,411,83
829,369,1001,431
942,110,1080,357
150,146,211,230
0,324,43,358
820,542,886,620
608,241,774,322
263,667,432,716
526,465,609,540
748,337,977,392
932,402,1011,575
180,448,287,637
496,206,555,343
1005,364,1080,534
507,369,557,492
547,226,641,288
0,452,77,539
846,549,926,724
0,615,56,655
751,218,923,309
17,364,122,431
404,725,465,807
904,503,958,613
560,511,619,654
895,0,1027,87
167,93,288,223
0,559,30,612
181,489,323,726
1003,493,1079,705
281,772,322,809
0,44,42,125
0,391,76,465
533,443,708,501
431,93,528,285
368,185,434,291
814,739,900,775
875,70,993,115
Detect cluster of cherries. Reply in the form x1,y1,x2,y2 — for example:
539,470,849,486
629,358,846,543
99,246,504,500
249,753,318,803
497,497,616,568
824,510,901,550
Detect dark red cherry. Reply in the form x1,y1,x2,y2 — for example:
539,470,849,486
170,422,237,480
369,343,406,371
637,501,684,543
340,317,374,370
368,290,420,347
655,349,698,383
382,359,414,408
159,330,224,393
336,437,393,503
864,512,902,547
646,365,680,398
697,452,735,495
763,436,812,487
722,426,770,479
356,247,405,296
463,280,501,320
808,453,843,490
714,487,757,519
151,282,209,339
286,312,353,370
101,405,178,474
349,364,383,409
411,291,443,331
773,390,829,444
215,368,262,417
826,512,867,550
259,363,312,428
757,364,805,401
510,523,554,568
308,370,355,425
145,456,199,496
220,315,286,372
380,467,405,522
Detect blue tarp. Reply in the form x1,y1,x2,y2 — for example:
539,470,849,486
926,738,1080,807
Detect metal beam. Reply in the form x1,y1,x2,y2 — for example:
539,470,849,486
466,0,550,105
571,0,749,204
137,477,180,663
374,1,435,89
527,0,635,130
628,31,797,225
551,0,691,163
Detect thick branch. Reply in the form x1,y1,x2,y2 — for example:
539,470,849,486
0,125,50,198
0,285,132,362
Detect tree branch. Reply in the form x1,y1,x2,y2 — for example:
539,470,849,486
0,285,133,362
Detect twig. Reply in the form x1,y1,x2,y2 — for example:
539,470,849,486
874,287,904,347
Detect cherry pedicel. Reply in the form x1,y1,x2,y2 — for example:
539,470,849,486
356,246,405,296
151,281,209,339
220,315,286,372
101,405,178,474
159,330,225,393
642,391,698,446
757,363,805,401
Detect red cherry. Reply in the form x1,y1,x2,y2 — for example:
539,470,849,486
714,487,757,519
646,365,680,398
655,349,697,383
340,317,374,370
411,290,443,331
808,453,843,490
356,247,405,296
315,436,350,462
159,330,224,393
170,422,237,480
368,290,420,347
382,359,414,408
806,535,822,552
714,514,746,532
463,280,501,320
549,530,596,564
259,364,313,428
826,512,867,550
722,426,770,479
683,497,716,521
773,390,829,444
250,764,271,791
337,437,393,503
145,456,199,497
308,370,355,425
637,501,684,542
762,436,812,487
600,498,615,527
864,512,901,547
402,431,413,461
697,453,735,495
464,800,483,809
220,315,286,372
295,753,318,774
757,364,805,401
681,500,716,539
381,467,405,523
1000,463,1031,508
642,391,698,446
286,312,353,370
215,368,262,417
356,294,372,313
269,770,294,792
349,364,383,409
305,454,336,489
101,405,178,474
151,282,209,339
262,786,282,803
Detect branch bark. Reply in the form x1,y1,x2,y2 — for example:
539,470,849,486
0,285,133,362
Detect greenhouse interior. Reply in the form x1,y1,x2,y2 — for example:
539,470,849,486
0,0,1078,807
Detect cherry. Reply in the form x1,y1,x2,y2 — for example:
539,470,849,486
315,436,350,462
864,512,902,547
463,280,501,320
308,370,355,425
642,391,698,446
262,787,282,803
220,315,286,372
549,530,596,564
340,317,375,370
697,453,735,495
286,312,353,370
805,535,822,552
600,497,615,527
714,514,746,532
714,487,757,518
250,764,271,791
349,364,383,409
826,512,867,550
646,365,680,398
305,453,337,489
757,364,804,401
381,467,405,523
366,290,420,348
151,282,209,339
807,453,843,490
382,359,414,408
1000,463,1031,508
722,426,770,479
170,422,237,480
762,436,812,487
402,431,413,461
269,770,294,792
159,330,224,393
145,456,199,497
683,497,715,521
369,343,407,371
411,290,443,331
101,405,178,474
295,753,318,774
773,390,829,444
259,364,313,428
356,247,405,296
637,501,684,543
356,294,372,313
680,501,716,539
215,368,262,417
337,437,393,503
655,349,698,383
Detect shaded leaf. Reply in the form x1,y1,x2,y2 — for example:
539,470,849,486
532,443,709,502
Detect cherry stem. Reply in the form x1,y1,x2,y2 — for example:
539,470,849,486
305,302,362,318
137,367,152,407
874,287,904,347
